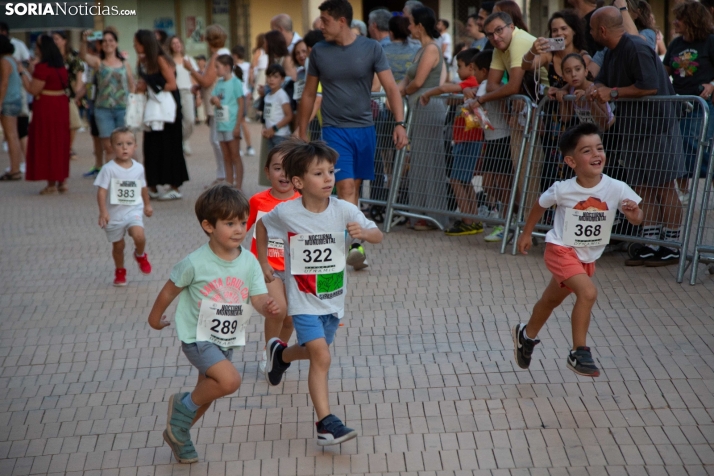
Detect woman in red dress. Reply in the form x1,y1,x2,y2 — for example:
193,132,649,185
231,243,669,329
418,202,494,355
18,35,70,194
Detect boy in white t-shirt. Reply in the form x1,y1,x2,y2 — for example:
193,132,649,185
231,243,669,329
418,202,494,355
514,123,643,377
94,127,153,286
261,64,293,149
256,140,383,446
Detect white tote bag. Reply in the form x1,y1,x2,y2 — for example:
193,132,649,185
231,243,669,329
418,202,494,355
125,93,147,130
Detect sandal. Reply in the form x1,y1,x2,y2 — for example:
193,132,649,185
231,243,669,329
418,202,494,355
58,182,68,194
39,186,57,195
0,171,22,181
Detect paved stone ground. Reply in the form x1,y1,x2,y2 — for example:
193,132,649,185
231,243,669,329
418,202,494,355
1,124,714,476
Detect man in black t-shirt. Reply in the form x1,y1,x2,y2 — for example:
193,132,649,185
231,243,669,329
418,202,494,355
590,7,686,268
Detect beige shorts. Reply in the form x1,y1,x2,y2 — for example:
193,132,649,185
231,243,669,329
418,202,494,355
69,100,81,130
105,213,143,243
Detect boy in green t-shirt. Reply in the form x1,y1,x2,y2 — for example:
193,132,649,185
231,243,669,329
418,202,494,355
148,184,280,463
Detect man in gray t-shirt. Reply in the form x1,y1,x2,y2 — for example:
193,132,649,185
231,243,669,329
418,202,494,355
298,0,406,271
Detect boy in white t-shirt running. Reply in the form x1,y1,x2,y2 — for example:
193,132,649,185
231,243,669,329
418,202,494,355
256,140,383,446
514,123,643,377
94,127,153,286
262,64,293,149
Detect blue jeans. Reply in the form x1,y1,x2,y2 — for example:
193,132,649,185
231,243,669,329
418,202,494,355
679,100,714,178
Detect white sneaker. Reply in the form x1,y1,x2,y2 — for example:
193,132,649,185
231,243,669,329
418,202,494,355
148,190,161,199
183,143,192,156
159,190,182,201
246,146,256,157
484,225,505,242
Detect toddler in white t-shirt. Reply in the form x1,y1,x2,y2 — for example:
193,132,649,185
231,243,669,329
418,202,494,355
94,127,153,286
513,123,643,378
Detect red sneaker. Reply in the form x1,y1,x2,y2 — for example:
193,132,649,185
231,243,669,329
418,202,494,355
134,252,152,274
114,268,127,287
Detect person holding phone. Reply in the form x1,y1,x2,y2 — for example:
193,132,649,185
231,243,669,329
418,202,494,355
521,9,591,90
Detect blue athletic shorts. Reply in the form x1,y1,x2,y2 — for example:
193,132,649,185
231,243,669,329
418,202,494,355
451,141,483,183
322,126,376,182
292,313,341,346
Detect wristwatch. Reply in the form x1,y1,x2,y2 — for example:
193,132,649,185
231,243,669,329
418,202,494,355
272,125,279,132
619,6,627,11
395,121,406,129
610,88,619,100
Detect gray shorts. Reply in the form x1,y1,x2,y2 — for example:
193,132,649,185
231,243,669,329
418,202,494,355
216,130,239,142
273,270,285,281
105,213,143,243
181,341,234,376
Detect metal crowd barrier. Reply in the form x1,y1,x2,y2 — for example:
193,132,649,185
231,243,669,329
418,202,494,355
361,93,408,224
382,94,533,239
510,96,709,284
689,140,714,284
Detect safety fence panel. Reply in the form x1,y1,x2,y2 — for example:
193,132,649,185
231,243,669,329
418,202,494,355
689,134,714,284
384,94,533,244
510,95,708,284
360,94,409,225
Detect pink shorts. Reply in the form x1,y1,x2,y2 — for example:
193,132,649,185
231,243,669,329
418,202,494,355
544,243,595,289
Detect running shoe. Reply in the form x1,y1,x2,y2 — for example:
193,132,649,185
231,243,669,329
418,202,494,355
512,323,540,369
566,347,600,377
624,246,656,266
134,252,152,274
113,268,127,287
316,414,357,446
484,225,505,242
346,243,368,270
166,392,197,444
444,220,484,236
160,190,182,200
246,146,256,156
83,166,101,178
644,247,680,267
265,338,290,386
259,349,267,373
163,430,198,464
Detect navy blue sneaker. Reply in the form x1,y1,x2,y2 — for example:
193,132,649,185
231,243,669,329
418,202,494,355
512,323,540,369
316,414,357,446
567,346,600,377
264,337,290,386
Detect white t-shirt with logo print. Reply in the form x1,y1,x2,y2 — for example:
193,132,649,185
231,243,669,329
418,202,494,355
539,174,641,263
260,197,378,318
264,88,291,137
94,159,146,223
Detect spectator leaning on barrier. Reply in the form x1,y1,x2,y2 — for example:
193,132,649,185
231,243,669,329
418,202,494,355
270,14,302,54
298,0,407,270
663,0,714,195
400,6,450,231
589,6,687,267
368,8,392,47
465,11,548,211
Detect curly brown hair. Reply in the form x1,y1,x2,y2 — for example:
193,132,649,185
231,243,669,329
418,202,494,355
674,0,714,43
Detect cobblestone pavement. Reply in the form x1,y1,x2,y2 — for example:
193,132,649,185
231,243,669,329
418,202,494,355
1,125,714,476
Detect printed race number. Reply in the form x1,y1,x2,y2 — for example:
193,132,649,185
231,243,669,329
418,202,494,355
196,301,253,347
110,178,142,205
290,232,345,274
562,208,615,247
215,105,230,124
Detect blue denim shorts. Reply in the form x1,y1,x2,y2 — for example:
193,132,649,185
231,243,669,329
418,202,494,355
292,314,341,346
1,100,22,117
94,107,126,138
181,341,234,376
450,141,483,183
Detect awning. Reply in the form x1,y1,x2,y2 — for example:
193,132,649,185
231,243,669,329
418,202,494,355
0,2,95,31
